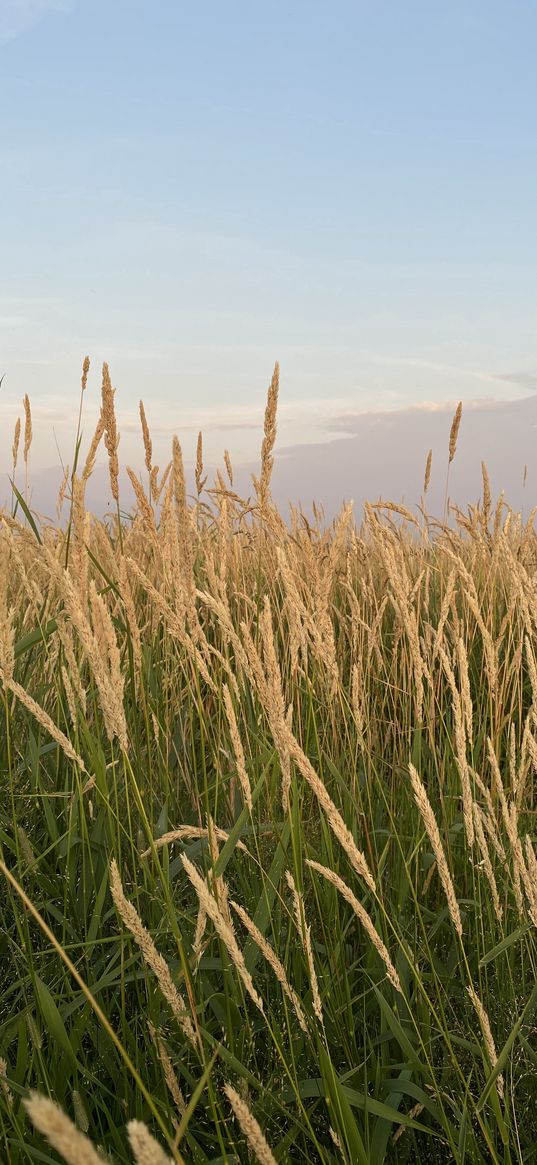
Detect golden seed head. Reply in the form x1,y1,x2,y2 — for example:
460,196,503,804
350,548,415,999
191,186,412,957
81,356,90,393
139,400,152,472
23,394,32,464
448,401,462,464
12,417,21,468
423,448,432,494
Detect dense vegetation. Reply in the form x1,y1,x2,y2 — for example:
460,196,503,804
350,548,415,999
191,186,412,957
1,362,536,1164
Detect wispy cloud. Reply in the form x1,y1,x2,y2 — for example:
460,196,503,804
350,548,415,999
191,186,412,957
492,371,537,391
0,0,73,45
325,394,514,435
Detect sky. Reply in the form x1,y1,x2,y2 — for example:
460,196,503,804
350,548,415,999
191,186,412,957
2,0,537,510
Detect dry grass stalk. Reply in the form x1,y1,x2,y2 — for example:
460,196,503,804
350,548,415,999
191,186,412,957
282,722,376,894
70,474,89,602
423,450,432,494
257,361,279,512
481,461,491,525
172,436,194,600
192,902,208,965
371,501,419,526
408,763,463,937
61,665,79,726
139,400,152,473
149,464,160,503
224,1083,278,1165
181,854,264,1013
140,825,247,859
88,580,128,749
437,644,474,846
80,354,90,393
231,900,308,1032
306,860,402,994
23,393,32,465
109,859,198,1049
57,463,70,515
486,737,527,910
127,468,155,529
456,635,473,742
101,362,120,501
118,555,143,678
57,620,87,715
24,1093,103,1165
195,431,206,496
393,1103,425,1144
351,662,366,738
82,413,106,482
523,836,537,925
224,448,234,485
148,1023,187,1116
4,679,86,770
432,569,457,658
127,561,216,695
0,551,15,685
206,814,232,927
466,985,504,1099
127,1120,174,1165
222,684,253,812
473,804,503,922
12,417,21,470
448,401,462,463
285,870,323,1025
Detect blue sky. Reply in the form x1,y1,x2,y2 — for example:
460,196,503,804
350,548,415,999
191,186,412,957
2,0,537,479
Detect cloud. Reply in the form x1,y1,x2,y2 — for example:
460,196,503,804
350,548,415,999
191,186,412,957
320,394,508,435
119,419,262,435
0,0,73,45
492,372,537,391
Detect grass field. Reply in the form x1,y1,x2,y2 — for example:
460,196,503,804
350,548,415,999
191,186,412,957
1,361,537,1164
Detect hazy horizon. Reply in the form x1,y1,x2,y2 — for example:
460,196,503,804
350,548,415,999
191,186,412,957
5,388,535,527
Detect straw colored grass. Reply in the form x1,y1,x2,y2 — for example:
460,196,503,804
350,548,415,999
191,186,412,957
2,363,537,1163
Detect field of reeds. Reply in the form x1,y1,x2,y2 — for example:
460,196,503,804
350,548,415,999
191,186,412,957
1,360,537,1165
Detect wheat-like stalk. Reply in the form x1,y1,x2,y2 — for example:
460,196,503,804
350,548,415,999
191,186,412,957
139,400,153,473
466,985,504,1099
473,804,503,923
24,1093,103,1165
231,900,308,1032
140,825,247,859
423,449,432,494
282,722,376,893
101,362,120,501
181,854,264,1013
127,1120,174,1165
285,870,323,1025
3,679,86,770
306,860,402,994
408,762,463,937
222,684,253,812
224,1083,278,1165
147,1023,187,1117
109,859,198,1048
257,361,279,512
11,417,21,470
448,401,462,463
23,393,32,465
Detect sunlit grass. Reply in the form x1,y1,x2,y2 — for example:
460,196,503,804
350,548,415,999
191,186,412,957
0,362,536,1164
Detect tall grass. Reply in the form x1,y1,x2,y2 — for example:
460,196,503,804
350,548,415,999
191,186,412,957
1,361,537,1163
